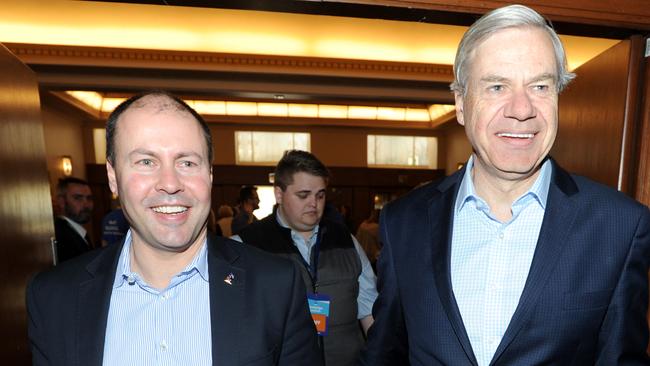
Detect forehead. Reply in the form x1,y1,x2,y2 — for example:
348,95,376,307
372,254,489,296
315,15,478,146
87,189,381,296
114,98,206,155
66,183,91,195
468,27,556,77
286,172,327,190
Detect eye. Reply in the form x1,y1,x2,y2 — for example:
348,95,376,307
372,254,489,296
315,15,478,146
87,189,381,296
137,159,154,166
533,84,549,91
316,192,326,200
487,84,504,93
179,160,197,168
296,193,309,199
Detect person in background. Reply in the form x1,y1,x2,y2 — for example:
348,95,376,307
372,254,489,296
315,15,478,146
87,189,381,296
206,208,222,236
355,209,381,270
53,177,94,263
236,150,378,366
216,204,234,237
231,185,259,235
360,4,650,365
100,206,128,246
27,91,322,366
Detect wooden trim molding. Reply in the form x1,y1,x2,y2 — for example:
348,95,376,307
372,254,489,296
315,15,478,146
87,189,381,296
5,43,453,83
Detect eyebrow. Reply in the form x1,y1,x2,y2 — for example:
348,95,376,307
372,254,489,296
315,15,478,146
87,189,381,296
480,73,556,84
480,75,510,84
296,189,326,194
529,73,556,83
128,149,203,161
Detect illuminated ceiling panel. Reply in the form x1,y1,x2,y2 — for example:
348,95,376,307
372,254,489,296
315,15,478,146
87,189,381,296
64,91,455,123
1,0,618,69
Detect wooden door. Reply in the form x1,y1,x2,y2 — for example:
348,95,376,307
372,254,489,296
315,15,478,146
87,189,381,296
0,44,54,364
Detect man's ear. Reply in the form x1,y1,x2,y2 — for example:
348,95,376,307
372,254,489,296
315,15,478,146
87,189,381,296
106,161,118,195
274,186,283,205
454,91,465,126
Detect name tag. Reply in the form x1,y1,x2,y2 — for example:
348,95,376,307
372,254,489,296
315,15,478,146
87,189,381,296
307,293,330,336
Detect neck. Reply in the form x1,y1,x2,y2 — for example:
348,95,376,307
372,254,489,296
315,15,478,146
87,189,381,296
277,207,316,242
129,230,206,290
471,161,541,222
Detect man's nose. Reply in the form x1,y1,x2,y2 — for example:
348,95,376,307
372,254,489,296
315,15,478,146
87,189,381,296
155,165,183,194
504,88,536,121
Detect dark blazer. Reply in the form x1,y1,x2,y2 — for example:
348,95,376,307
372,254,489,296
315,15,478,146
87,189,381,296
360,160,650,365
27,235,323,366
54,217,91,263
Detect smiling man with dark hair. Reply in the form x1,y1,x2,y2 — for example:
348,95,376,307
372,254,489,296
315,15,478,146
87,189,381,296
27,91,322,366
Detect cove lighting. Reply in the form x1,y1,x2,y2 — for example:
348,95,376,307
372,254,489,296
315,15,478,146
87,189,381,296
65,91,455,123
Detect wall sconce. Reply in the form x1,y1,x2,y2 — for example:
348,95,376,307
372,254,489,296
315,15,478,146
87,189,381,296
61,156,73,176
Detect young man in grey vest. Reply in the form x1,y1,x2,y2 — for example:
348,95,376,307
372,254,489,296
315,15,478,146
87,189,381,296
236,150,378,366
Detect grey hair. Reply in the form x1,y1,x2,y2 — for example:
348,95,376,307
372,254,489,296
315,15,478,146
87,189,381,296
450,4,575,95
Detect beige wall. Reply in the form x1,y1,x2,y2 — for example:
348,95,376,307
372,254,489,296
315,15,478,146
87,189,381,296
209,123,442,168
41,104,89,190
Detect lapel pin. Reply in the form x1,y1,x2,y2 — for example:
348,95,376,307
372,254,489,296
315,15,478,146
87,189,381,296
224,272,235,285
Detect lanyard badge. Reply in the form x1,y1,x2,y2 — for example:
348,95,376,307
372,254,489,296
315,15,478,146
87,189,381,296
307,293,331,336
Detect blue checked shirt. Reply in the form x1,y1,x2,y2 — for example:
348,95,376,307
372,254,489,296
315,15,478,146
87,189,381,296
451,156,552,366
103,231,212,366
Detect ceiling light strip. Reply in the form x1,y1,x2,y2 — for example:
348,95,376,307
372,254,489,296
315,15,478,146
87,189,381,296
68,91,452,122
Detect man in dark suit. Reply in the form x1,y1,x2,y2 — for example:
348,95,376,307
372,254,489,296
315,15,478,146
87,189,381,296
360,5,650,366
54,177,94,263
27,91,322,365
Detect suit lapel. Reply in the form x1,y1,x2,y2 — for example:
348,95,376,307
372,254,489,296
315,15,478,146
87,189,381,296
491,162,579,364
431,170,479,366
77,242,122,366
208,236,246,366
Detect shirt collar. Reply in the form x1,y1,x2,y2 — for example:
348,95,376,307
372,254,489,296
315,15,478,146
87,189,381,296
455,155,552,214
275,208,319,243
113,230,209,289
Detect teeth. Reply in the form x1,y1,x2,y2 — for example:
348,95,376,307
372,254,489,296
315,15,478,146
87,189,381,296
497,133,534,138
152,206,187,214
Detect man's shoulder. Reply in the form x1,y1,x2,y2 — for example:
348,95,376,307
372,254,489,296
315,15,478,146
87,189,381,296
566,173,648,213
209,235,295,271
384,172,459,216
29,244,118,292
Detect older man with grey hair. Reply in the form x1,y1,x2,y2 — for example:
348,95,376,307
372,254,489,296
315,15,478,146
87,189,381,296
360,4,650,366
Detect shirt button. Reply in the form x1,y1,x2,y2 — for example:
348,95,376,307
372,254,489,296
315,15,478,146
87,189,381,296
160,340,168,351
498,232,504,239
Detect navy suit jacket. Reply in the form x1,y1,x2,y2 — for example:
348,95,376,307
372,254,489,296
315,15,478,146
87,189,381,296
27,234,323,366
54,217,91,263
360,160,650,365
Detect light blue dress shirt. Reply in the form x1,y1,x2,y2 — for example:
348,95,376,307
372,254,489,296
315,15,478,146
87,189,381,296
451,156,552,366
103,231,212,366
232,211,378,319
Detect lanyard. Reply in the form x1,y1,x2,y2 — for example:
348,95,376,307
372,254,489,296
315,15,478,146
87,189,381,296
299,226,326,292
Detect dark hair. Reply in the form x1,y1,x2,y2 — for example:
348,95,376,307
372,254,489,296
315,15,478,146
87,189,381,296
105,90,213,165
238,185,258,204
56,177,90,197
274,150,330,191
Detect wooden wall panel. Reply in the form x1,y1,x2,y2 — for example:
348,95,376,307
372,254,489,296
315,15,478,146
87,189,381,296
635,42,650,207
552,40,630,188
0,44,53,364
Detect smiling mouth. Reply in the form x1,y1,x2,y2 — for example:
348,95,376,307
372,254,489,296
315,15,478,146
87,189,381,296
152,205,188,214
496,132,535,139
